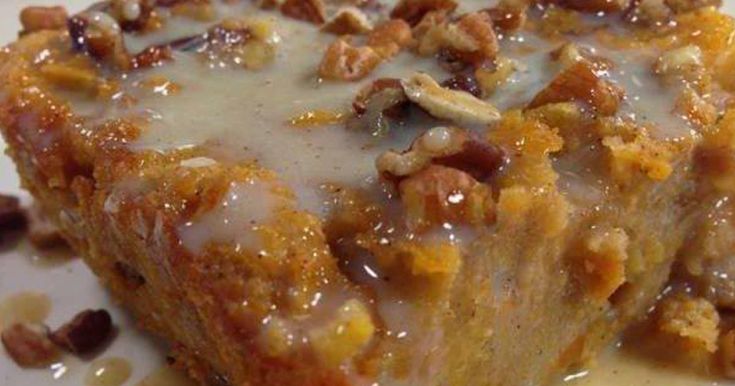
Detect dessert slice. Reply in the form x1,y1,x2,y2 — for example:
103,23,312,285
1,0,734,385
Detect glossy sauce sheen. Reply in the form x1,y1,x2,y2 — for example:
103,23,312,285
85,357,133,386
58,1,723,386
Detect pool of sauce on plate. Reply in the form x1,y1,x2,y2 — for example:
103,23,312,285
0,291,51,328
85,357,132,386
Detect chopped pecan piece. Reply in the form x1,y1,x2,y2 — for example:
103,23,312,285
402,73,501,125
323,7,373,35
624,0,673,26
484,0,529,31
0,194,26,230
68,12,131,70
131,45,173,69
377,126,505,183
390,0,458,26
185,19,277,70
19,6,68,34
366,19,413,58
399,164,495,228
349,78,408,136
475,56,516,96
545,0,631,13
528,60,624,116
654,45,704,87
281,0,327,25
2,323,59,368
416,11,498,68
26,204,66,249
50,309,113,354
319,38,382,81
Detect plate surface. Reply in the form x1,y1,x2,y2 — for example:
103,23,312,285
0,1,734,386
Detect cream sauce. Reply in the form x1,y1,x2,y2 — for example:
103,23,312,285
178,179,285,253
56,2,720,385
566,348,721,386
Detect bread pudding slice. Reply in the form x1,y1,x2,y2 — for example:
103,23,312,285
1,0,735,385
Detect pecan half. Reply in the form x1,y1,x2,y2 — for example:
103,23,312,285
281,0,327,25
402,73,501,125
50,309,113,354
528,60,624,116
1,323,59,368
19,6,68,34
319,38,382,81
390,0,458,26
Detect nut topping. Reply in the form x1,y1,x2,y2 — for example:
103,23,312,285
366,19,414,59
390,0,458,26
322,7,373,35
401,73,501,125
377,126,505,183
484,0,529,31
19,6,68,34
349,78,409,136
68,12,131,70
319,38,382,81
2,323,59,368
528,60,625,116
50,309,113,354
416,11,499,69
281,0,327,25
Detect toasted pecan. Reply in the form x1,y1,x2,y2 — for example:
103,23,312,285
281,0,327,25
367,19,414,58
390,0,458,26
2,323,59,368
319,38,382,81
528,60,624,116
19,6,68,34
323,7,373,35
50,309,113,354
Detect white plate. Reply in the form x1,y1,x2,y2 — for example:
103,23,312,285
0,2,734,386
